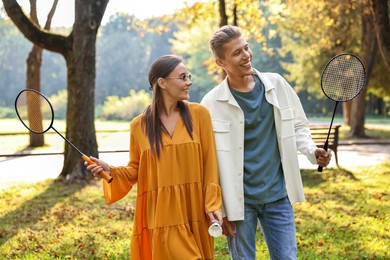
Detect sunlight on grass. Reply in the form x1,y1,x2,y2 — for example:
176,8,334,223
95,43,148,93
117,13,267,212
0,179,135,259
339,124,390,140
1,162,389,259
1,117,389,259
294,164,389,259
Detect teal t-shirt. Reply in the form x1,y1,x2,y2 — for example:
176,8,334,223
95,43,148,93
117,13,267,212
230,74,286,204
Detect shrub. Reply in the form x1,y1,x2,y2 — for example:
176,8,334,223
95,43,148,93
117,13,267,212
48,89,68,119
101,89,151,120
0,106,16,118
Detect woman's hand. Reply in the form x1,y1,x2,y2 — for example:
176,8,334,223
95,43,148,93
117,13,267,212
207,210,223,226
85,156,111,177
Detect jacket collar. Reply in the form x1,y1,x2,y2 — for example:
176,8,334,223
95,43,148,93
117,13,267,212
215,77,239,107
215,69,279,108
253,69,275,93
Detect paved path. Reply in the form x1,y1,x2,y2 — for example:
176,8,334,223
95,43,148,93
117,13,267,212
0,152,129,184
298,142,390,169
1,142,389,185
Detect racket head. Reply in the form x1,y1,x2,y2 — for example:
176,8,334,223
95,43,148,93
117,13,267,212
15,89,54,134
321,53,366,102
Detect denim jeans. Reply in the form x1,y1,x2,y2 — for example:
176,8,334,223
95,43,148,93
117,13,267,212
227,196,297,260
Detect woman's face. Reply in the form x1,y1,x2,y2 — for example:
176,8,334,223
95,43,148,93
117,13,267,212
160,62,192,102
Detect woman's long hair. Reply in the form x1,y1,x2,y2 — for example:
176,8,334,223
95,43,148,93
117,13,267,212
142,54,193,158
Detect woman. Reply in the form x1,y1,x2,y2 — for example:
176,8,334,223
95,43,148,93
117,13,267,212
86,54,223,259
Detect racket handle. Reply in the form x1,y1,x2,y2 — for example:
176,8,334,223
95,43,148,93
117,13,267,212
317,141,329,173
82,154,113,183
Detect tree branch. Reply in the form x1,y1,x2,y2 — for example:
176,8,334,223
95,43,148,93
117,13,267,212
29,0,38,24
2,0,71,56
44,0,59,30
219,0,228,27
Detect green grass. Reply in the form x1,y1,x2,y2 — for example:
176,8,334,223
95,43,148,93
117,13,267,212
1,118,389,258
339,124,390,141
308,116,390,125
0,179,135,259
1,163,389,259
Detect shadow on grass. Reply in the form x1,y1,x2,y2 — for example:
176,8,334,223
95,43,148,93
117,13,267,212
301,167,358,188
0,178,85,246
0,144,60,161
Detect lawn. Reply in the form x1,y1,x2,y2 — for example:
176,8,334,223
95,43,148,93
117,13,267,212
1,118,389,259
0,162,389,259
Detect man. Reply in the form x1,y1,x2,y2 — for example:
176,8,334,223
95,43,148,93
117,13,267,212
201,25,331,260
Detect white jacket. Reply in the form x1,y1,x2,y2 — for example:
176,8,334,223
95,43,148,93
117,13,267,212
201,69,318,221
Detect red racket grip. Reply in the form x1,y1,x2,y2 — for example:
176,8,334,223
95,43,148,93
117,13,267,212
82,154,113,183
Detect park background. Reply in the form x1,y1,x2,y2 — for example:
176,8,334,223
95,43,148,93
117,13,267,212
0,0,389,259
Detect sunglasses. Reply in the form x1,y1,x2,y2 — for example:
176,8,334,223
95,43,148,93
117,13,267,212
165,74,192,82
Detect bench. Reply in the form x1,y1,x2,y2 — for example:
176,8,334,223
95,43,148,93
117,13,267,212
309,124,341,167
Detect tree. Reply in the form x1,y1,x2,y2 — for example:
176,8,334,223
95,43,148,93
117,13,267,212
96,14,151,103
350,0,378,137
174,0,279,80
26,0,58,147
171,21,216,102
218,0,228,27
276,0,389,137
3,0,109,182
371,0,390,72
349,0,390,136
95,13,176,104
171,3,287,102
0,17,31,107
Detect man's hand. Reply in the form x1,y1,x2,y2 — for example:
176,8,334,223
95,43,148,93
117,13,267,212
315,148,332,167
221,217,236,237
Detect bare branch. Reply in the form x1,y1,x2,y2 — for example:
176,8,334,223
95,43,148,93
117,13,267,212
44,0,59,30
29,0,38,24
2,0,71,56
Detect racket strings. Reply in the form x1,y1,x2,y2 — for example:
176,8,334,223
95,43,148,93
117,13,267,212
15,90,54,133
321,55,365,102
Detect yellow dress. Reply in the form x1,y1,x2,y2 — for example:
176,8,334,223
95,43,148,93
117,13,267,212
103,102,222,260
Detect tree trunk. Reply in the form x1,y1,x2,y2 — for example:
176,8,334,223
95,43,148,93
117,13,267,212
218,0,228,28
350,1,378,137
218,0,228,79
342,101,352,126
59,0,108,182
26,0,58,147
3,0,108,182
371,0,390,72
233,4,238,26
27,45,44,146
27,0,44,147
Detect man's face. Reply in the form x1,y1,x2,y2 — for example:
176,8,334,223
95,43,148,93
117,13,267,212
216,36,253,77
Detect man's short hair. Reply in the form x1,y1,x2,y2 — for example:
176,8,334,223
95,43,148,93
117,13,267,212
209,25,242,59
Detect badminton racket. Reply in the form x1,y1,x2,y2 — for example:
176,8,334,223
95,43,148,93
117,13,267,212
15,89,113,183
317,53,366,172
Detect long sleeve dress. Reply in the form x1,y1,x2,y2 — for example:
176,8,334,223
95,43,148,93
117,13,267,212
103,102,222,260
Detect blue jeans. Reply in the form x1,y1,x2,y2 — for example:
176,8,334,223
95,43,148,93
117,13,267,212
227,196,297,260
